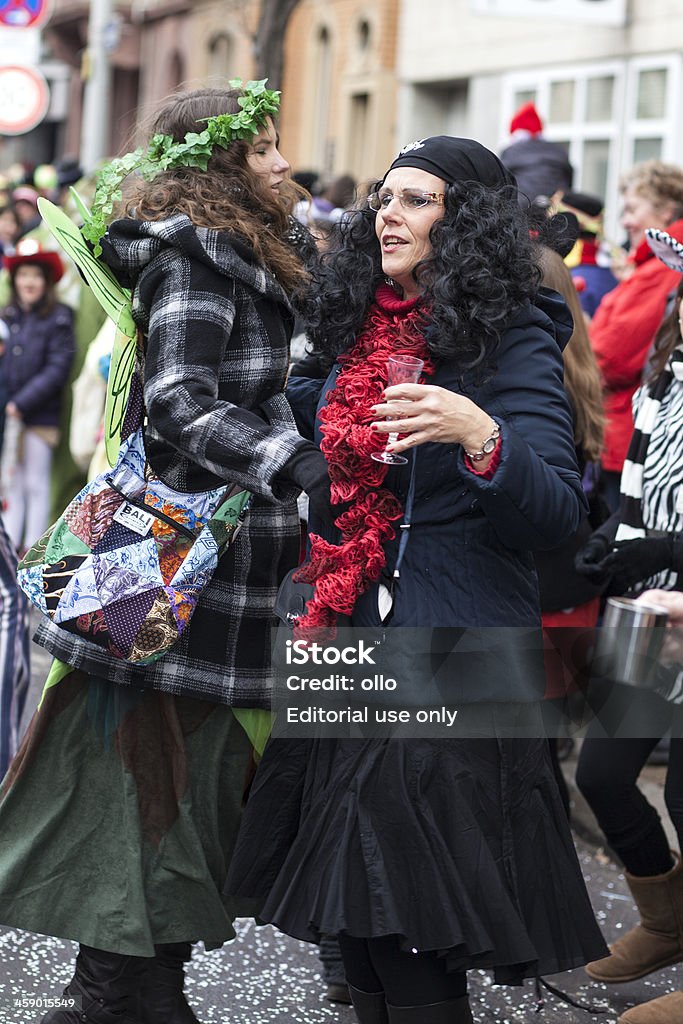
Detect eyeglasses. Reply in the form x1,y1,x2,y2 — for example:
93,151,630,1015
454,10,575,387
367,189,446,212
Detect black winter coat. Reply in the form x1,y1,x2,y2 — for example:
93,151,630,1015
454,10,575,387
1,301,74,428
288,288,586,704
36,214,306,706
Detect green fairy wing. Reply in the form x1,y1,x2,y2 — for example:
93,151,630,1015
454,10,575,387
104,329,138,466
37,196,135,335
38,195,138,466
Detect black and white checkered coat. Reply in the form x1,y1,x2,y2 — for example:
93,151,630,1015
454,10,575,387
36,214,305,706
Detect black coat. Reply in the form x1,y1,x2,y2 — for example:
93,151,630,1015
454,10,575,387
534,450,608,613
36,215,306,706
1,302,74,428
500,137,573,205
288,288,586,703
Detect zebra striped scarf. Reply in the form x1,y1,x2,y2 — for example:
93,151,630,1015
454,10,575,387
616,347,683,543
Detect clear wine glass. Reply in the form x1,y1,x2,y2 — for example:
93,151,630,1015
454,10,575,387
371,354,425,465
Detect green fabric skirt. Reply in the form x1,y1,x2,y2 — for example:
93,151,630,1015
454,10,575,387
0,670,260,955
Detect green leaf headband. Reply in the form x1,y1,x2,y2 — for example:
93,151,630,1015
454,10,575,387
82,78,281,255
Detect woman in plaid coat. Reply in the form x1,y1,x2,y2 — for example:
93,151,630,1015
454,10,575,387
0,86,331,1024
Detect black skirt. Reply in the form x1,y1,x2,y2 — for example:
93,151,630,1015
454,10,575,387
227,734,608,984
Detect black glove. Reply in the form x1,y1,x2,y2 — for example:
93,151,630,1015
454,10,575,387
280,445,338,528
601,535,676,594
574,532,613,585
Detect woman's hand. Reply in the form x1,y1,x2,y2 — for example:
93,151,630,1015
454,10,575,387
370,383,496,456
636,590,683,665
601,535,676,593
5,402,21,419
637,589,683,627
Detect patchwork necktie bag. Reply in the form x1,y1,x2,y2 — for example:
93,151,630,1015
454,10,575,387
16,197,251,665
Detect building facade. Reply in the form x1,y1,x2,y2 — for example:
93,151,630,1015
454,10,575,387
21,0,679,227
397,0,683,236
42,0,140,162
280,0,400,185
14,0,398,191
132,0,401,185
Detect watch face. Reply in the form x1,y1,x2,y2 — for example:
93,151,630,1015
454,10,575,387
483,438,496,454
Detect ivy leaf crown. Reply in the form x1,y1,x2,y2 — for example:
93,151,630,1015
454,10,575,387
83,78,281,255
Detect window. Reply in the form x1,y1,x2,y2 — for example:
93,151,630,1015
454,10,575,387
502,54,682,240
621,56,680,206
313,26,333,174
549,81,574,124
358,19,371,51
168,51,185,92
208,34,234,80
633,138,663,163
349,93,370,176
582,139,611,199
636,68,667,120
586,76,615,122
513,88,536,110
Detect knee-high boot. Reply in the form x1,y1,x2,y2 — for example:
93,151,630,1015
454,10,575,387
386,995,474,1023
348,984,389,1023
41,945,146,1024
586,852,683,983
137,943,201,1024
617,990,683,1022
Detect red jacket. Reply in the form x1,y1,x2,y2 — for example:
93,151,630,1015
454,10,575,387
590,218,683,471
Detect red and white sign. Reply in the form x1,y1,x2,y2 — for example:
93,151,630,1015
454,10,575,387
0,65,50,134
0,0,52,30
0,26,40,63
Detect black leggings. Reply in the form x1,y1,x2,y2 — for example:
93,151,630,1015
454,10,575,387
337,934,467,1006
576,692,683,876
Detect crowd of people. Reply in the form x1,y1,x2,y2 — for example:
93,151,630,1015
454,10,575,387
0,85,680,1024
0,160,91,781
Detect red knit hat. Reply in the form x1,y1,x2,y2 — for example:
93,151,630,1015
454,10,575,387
3,238,64,283
510,101,543,136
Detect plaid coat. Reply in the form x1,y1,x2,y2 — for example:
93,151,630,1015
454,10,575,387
35,214,305,706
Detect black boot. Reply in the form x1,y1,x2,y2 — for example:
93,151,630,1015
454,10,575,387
41,945,145,1024
386,995,473,1023
349,985,389,1023
138,943,201,1024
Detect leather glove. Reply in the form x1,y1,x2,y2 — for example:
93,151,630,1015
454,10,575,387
601,534,678,594
279,445,338,528
574,532,613,586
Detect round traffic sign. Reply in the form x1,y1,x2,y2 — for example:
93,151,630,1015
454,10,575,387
0,0,51,29
0,65,50,135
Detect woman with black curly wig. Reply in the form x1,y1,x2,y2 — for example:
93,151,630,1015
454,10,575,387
227,136,608,1023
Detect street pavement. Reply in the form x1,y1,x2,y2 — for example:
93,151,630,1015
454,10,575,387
0,628,680,1023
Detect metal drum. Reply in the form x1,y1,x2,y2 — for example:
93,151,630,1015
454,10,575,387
595,597,670,689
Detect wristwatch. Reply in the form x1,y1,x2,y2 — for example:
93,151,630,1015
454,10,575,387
464,421,500,462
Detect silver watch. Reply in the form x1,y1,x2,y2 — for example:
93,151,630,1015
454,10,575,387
464,421,500,462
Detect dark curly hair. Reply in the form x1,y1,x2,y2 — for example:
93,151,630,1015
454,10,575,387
303,179,541,370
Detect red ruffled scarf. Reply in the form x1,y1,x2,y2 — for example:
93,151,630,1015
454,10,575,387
294,284,434,635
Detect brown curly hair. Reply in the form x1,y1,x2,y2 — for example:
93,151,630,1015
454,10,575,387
620,160,683,220
121,87,308,295
538,247,605,462
650,276,683,379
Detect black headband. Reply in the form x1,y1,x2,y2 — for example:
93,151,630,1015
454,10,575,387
385,136,516,190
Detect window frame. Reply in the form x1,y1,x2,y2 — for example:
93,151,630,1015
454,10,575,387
622,54,682,167
501,54,683,240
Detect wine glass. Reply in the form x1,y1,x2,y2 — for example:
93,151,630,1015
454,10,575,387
371,354,425,465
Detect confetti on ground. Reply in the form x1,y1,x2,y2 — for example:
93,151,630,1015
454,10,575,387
0,843,678,1022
